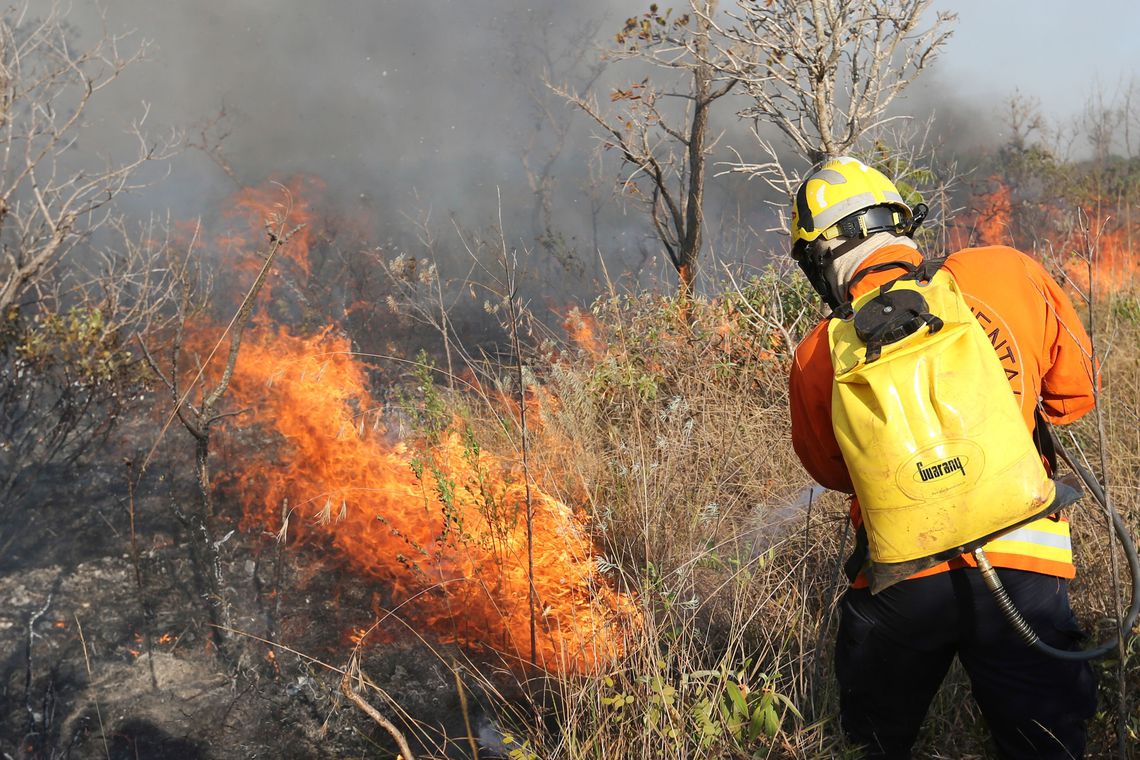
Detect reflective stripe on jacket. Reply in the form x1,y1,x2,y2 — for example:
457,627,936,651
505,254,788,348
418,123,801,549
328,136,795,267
790,244,1095,582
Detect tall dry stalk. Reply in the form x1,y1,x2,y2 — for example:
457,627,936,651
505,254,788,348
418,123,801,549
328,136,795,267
1073,210,1131,759
497,219,538,669
125,459,159,690
74,615,110,760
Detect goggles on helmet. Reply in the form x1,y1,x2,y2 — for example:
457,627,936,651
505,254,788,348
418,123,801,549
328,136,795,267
820,205,909,241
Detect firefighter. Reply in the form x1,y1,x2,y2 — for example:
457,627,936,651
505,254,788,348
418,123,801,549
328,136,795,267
787,157,1098,759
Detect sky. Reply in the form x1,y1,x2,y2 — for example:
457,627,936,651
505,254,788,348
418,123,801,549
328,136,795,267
928,0,1140,149
55,0,1140,283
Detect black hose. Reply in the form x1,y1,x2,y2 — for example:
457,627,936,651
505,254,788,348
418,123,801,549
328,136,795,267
1052,434,1140,657
977,430,1140,661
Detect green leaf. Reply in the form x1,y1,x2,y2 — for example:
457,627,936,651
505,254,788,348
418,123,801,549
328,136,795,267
773,692,803,719
762,704,780,737
748,705,765,743
726,680,747,717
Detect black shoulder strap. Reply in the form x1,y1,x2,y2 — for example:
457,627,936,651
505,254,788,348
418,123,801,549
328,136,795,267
843,255,949,301
844,260,917,299
832,256,949,322
1033,407,1059,474
912,256,947,283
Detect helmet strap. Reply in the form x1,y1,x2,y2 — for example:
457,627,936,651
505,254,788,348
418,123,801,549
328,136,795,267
795,240,846,311
907,203,929,236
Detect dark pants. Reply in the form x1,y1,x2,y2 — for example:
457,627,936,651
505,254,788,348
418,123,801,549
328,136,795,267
835,568,1097,759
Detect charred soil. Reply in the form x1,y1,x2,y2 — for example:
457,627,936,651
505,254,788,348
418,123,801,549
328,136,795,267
1,459,516,759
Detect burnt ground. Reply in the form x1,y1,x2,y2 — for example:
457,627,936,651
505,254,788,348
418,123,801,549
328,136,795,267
0,454,527,759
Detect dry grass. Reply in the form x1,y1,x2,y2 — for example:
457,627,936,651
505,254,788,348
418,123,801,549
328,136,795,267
402,258,1140,758
1067,289,1140,754
431,268,851,758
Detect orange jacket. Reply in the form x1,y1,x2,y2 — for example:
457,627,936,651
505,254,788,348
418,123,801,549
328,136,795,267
789,244,1095,581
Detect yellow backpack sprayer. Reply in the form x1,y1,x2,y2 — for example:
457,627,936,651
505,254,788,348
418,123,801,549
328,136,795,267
828,257,1140,661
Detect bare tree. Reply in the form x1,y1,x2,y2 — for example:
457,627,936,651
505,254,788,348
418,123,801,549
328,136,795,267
1080,77,1140,165
1083,84,1127,165
507,9,607,271
553,2,737,300
709,0,955,203
1124,76,1139,160
0,2,175,316
0,2,176,516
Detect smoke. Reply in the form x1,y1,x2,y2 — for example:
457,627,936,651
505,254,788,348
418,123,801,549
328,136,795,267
62,0,1134,302
900,70,1003,158
71,1,623,219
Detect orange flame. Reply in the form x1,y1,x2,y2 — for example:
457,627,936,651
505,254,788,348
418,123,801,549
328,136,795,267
186,175,323,318
195,177,634,672
1058,208,1140,294
948,178,1013,250
226,175,320,276
563,307,603,357
950,176,1138,296
227,327,633,671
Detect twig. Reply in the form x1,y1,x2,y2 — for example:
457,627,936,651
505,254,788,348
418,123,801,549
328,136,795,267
811,519,850,722
125,459,159,690
497,192,539,669
221,626,426,750
452,659,480,760
270,498,287,673
24,593,53,743
75,614,110,760
341,653,417,760
798,488,812,717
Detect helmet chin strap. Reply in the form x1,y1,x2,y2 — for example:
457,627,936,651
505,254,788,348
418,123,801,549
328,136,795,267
795,241,845,311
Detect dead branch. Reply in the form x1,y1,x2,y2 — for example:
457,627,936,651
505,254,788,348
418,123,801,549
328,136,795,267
0,2,178,317
0,2,178,517
708,0,954,198
340,654,417,760
24,593,54,744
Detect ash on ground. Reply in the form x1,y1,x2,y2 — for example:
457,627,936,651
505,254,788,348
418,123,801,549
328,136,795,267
1,467,522,759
